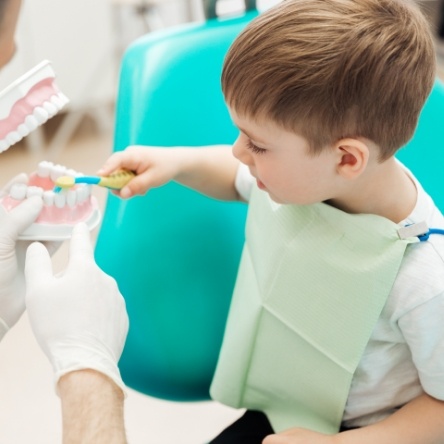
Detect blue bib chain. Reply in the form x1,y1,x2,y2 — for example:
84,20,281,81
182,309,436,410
418,228,444,241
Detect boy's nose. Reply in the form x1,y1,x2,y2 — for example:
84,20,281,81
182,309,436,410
232,136,253,166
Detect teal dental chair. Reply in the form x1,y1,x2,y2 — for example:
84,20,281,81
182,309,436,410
397,78,444,212
95,0,257,401
95,0,444,402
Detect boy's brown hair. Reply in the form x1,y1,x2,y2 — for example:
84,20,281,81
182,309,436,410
222,0,436,160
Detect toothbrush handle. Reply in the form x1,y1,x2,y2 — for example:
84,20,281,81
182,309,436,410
98,170,135,190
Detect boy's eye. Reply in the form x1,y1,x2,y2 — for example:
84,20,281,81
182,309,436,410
246,139,267,155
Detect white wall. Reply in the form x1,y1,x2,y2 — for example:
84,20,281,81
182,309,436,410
0,0,282,112
0,0,199,112
1,0,116,109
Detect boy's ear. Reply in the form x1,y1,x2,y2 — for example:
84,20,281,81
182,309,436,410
334,138,369,179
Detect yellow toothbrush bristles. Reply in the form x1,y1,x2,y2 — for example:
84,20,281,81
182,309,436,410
55,176,76,189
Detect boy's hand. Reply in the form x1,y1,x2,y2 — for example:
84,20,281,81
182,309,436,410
97,146,183,199
98,144,240,202
263,428,339,444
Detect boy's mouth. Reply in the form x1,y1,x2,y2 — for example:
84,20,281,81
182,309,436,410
0,161,101,240
256,178,266,190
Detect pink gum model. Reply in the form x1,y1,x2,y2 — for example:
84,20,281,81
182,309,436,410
0,161,101,241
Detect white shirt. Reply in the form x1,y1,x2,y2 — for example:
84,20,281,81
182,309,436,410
235,163,444,427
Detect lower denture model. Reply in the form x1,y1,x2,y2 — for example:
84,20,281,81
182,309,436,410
0,61,100,240
0,161,101,240
0,60,68,153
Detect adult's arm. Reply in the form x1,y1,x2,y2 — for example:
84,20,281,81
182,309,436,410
58,370,126,444
25,223,129,443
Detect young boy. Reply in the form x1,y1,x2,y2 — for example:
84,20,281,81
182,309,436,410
98,0,444,442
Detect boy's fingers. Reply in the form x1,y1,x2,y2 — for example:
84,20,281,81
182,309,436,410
97,147,147,176
119,172,156,198
96,153,122,176
97,151,134,176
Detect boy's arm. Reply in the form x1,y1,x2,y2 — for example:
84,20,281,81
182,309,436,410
58,370,126,444
174,146,242,201
97,145,242,201
263,393,444,444
337,393,444,444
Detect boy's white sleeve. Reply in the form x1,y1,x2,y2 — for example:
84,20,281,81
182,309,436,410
399,293,444,400
235,163,254,202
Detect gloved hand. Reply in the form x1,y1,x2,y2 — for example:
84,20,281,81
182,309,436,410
25,223,129,394
0,174,43,340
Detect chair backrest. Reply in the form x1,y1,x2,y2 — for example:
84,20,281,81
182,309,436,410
95,11,258,401
396,79,444,213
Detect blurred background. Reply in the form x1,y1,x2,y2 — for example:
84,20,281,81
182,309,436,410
0,0,443,442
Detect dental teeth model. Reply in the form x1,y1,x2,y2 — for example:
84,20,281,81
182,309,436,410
0,161,101,240
0,60,68,153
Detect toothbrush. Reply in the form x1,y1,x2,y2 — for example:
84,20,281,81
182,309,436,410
0,60,69,153
54,170,136,193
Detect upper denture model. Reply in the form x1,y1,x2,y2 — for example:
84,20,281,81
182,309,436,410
0,161,101,240
0,60,68,153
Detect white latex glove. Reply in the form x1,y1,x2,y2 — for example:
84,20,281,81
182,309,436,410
25,223,129,394
0,174,43,340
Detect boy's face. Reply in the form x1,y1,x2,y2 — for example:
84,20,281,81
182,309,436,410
230,108,340,205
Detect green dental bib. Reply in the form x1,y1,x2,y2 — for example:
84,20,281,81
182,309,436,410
210,186,418,434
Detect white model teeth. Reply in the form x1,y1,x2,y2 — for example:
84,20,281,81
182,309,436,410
26,186,44,198
10,183,27,200
9,184,91,209
6,131,21,145
33,106,49,125
77,186,87,203
50,164,67,181
66,190,76,208
54,192,66,208
37,160,52,178
56,93,69,107
65,168,78,178
17,123,30,138
45,162,65,181
50,94,64,109
0,140,9,152
43,101,57,117
24,115,39,131
0,92,69,154
43,190,54,206
7,161,92,209
38,161,79,182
